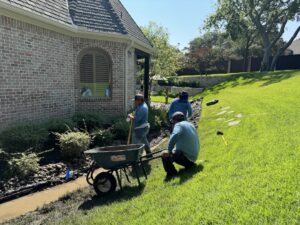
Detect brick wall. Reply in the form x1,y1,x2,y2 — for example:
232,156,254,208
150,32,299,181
0,16,75,131
0,15,133,131
125,47,136,112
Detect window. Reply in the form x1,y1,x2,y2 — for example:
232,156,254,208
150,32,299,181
80,50,111,97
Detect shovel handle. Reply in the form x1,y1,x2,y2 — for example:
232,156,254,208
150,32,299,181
127,119,133,145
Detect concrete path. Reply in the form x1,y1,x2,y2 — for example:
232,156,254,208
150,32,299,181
0,139,167,223
0,174,91,223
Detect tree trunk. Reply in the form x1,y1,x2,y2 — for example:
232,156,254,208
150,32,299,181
270,52,280,71
260,46,272,72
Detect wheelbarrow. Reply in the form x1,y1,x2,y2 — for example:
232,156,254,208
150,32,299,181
84,144,163,195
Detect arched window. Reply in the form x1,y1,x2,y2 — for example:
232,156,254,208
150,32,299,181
80,49,111,97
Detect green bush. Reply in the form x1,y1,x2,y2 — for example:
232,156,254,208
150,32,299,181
149,107,167,133
92,129,114,147
72,112,104,131
44,119,76,149
0,149,9,179
111,117,129,140
157,78,201,88
8,152,40,178
45,118,75,134
0,125,48,153
57,131,91,159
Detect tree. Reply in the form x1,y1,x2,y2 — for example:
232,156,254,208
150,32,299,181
141,22,183,77
185,32,234,74
205,2,259,71
208,0,300,71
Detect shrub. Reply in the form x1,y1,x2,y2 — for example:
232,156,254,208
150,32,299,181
72,112,104,131
111,117,129,140
8,152,40,178
57,131,91,159
45,118,75,134
92,129,114,147
0,125,48,153
149,107,167,133
0,149,9,179
157,78,201,88
44,119,76,149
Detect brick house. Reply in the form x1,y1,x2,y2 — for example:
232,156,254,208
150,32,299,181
0,0,152,131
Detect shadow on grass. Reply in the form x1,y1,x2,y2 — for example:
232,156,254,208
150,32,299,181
129,162,152,178
207,70,297,95
78,184,145,211
164,164,204,184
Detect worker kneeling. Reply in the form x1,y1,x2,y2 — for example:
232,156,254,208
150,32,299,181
162,112,200,177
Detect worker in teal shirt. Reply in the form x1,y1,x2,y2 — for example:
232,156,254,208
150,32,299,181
168,91,193,120
162,112,200,177
128,94,151,155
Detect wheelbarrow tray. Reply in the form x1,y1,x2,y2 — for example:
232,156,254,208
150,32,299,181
84,144,144,170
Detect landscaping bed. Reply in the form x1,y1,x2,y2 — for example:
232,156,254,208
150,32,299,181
0,99,203,204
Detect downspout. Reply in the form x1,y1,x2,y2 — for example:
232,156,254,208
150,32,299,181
124,40,134,114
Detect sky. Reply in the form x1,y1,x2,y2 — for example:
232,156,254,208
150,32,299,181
120,0,300,49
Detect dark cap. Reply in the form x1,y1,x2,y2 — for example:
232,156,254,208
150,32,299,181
179,91,189,101
171,111,185,122
134,94,144,101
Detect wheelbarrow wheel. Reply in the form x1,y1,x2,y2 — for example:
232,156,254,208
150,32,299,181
93,172,117,195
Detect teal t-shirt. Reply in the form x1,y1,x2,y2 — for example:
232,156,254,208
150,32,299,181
168,121,200,161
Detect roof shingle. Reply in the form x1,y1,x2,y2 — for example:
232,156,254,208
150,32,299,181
1,0,151,47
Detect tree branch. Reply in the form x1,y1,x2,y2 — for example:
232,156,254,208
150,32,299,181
270,17,289,47
279,25,300,54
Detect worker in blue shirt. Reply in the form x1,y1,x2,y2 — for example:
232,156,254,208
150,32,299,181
162,112,200,177
128,94,151,155
168,91,193,120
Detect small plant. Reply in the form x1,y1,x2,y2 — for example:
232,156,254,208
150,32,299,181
8,152,40,178
44,119,75,149
57,131,91,159
0,125,48,153
92,129,114,147
72,112,104,131
111,117,129,140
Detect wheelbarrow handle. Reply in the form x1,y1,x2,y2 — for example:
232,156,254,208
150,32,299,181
140,149,166,162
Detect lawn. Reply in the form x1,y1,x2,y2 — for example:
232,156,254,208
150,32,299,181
151,93,203,103
5,70,300,225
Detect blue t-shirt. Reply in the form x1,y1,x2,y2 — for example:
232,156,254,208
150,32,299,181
168,98,193,120
134,103,149,128
168,121,200,162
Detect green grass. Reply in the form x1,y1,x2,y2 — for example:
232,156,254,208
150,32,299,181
6,70,300,225
151,95,175,103
151,93,203,103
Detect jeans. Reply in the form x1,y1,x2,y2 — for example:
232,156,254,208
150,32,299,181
162,150,195,174
132,127,151,154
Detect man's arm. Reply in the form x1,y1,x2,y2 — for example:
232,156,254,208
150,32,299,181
168,124,182,152
168,101,174,120
187,102,193,118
